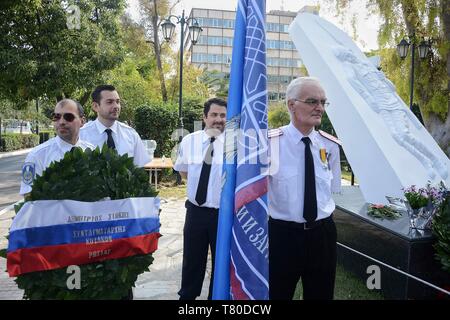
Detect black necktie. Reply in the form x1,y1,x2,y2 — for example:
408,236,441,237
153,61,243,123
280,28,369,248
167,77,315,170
195,137,215,206
302,137,317,223
105,129,116,149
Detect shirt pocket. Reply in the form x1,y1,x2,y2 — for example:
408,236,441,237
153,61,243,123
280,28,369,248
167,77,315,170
271,169,299,204
315,167,332,204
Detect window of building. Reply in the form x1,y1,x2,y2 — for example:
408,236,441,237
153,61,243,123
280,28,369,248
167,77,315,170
223,19,235,28
223,37,233,46
197,35,208,45
268,92,279,101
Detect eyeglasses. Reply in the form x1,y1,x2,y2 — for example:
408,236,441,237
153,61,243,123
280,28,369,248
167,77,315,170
294,98,330,108
52,112,77,122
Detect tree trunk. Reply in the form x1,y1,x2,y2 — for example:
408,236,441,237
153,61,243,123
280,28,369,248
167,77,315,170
151,0,168,102
426,0,450,157
443,0,450,119
79,91,91,106
425,114,450,156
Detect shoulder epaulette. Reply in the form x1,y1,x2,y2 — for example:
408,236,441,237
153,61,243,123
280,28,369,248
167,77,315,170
318,130,342,146
268,128,283,138
117,121,132,129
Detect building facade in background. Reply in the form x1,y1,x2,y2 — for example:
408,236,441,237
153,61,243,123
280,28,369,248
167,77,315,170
186,7,317,102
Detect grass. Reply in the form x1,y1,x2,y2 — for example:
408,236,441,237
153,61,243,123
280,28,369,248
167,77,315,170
341,170,353,182
157,184,187,199
152,171,187,200
293,263,384,300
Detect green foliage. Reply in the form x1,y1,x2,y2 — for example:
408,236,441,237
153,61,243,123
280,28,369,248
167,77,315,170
100,15,163,124
14,146,158,299
198,70,229,99
433,192,450,273
268,104,290,128
404,190,429,209
317,111,335,134
15,254,154,300
0,133,39,151
38,130,56,144
107,57,162,125
134,103,178,157
182,96,205,134
165,58,210,104
0,0,126,103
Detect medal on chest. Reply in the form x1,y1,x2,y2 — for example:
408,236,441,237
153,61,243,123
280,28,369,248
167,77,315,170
319,148,329,170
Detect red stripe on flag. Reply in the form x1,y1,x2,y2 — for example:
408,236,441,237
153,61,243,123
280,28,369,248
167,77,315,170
230,258,249,300
7,233,160,277
234,178,267,210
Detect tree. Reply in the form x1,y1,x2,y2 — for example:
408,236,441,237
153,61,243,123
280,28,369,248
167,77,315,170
0,0,125,104
268,103,290,129
167,60,210,103
199,70,229,99
99,14,163,124
138,0,176,102
328,0,450,156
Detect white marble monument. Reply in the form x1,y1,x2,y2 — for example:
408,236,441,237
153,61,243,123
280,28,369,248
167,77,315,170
289,13,450,204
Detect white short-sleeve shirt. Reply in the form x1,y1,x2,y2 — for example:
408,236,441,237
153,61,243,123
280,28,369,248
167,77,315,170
20,136,94,195
174,130,224,209
268,123,341,223
79,119,150,167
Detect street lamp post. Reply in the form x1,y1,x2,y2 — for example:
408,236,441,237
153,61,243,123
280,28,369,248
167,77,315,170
161,10,202,136
396,32,432,110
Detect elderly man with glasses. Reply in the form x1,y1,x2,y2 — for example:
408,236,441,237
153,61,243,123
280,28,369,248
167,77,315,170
268,77,342,300
19,99,94,196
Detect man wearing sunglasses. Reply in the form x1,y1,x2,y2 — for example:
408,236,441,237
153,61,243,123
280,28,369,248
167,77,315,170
79,85,149,167
267,77,342,300
20,99,94,196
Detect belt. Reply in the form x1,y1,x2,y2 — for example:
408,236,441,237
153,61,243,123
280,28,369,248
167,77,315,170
269,216,332,231
186,200,219,213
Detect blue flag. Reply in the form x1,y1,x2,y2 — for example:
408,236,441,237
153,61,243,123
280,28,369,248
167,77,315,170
213,0,269,300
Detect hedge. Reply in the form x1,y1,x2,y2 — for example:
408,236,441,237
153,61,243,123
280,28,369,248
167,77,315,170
0,133,39,152
135,103,178,157
39,130,55,144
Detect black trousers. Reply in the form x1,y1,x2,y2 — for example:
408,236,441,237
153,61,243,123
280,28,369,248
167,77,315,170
269,216,337,300
178,200,218,300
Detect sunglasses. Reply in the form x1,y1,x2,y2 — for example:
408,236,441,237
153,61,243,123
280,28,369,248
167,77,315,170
52,112,77,122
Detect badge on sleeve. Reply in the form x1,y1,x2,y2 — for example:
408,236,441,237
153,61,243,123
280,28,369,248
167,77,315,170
22,162,35,185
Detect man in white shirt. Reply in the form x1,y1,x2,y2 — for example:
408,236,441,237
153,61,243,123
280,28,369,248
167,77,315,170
174,97,227,300
20,99,94,196
79,85,150,167
268,77,342,300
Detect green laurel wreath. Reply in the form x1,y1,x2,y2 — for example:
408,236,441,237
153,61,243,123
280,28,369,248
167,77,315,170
12,145,158,299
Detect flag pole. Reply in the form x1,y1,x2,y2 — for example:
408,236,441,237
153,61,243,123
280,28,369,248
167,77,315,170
212,0,247,300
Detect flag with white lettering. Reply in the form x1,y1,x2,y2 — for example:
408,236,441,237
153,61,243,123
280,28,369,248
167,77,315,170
7,197,160,276
213,0,269,300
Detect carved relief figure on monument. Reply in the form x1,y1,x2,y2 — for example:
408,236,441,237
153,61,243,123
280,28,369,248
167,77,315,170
333,45,448,180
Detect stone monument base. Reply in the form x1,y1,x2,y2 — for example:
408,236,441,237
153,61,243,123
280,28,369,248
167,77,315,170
333,186,450,299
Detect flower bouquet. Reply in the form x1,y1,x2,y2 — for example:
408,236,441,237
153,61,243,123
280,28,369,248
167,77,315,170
367,203,402,220
403,182,446,230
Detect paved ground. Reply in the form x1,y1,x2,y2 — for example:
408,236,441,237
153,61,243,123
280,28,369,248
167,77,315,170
0,154,26,211
0,197,211,300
